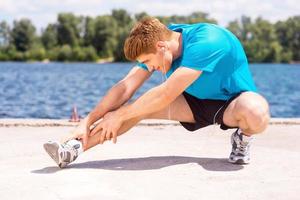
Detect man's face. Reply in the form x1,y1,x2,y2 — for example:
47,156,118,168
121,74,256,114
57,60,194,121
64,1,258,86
137,49,172,74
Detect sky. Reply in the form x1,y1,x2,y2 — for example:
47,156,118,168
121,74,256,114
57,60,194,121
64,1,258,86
0,0,299,31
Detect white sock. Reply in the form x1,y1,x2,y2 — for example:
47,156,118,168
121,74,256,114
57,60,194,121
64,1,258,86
65,139,84,155
238,129,253,142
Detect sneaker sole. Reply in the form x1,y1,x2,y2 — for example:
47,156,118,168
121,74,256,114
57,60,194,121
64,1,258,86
228,158,249,165
43,142,62,168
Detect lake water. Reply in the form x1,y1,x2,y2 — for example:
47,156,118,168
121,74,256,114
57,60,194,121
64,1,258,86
0,62,299,119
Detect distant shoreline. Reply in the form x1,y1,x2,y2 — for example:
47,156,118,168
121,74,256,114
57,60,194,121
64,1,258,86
0,58,117,64
0,118,299,127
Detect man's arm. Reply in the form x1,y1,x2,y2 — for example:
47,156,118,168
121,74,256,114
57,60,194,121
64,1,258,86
64,66,152,143
117,67,202,121
86,67,152,126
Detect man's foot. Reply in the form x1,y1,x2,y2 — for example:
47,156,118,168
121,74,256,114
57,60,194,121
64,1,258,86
43,141,79,168
228,129,253,164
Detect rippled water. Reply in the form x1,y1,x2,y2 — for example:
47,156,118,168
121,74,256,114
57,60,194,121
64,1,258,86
0,62,299,118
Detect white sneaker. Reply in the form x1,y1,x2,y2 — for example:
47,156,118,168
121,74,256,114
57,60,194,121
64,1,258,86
228,129,253,164
43,141,79,168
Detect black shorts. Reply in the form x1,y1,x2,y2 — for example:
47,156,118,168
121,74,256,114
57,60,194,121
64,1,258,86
180,92,241,131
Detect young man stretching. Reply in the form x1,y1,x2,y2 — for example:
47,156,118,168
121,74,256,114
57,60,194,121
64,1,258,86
44,17,270,168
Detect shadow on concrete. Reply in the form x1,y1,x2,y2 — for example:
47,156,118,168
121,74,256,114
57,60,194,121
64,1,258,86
32,156,243,174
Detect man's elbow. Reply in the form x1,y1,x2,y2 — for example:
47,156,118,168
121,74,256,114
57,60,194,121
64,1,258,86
110,82,132,102
161,85,177,104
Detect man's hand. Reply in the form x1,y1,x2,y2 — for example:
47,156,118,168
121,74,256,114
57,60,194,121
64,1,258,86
89,111,123,144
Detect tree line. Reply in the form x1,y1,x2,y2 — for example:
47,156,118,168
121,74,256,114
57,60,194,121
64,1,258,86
0,9,299,63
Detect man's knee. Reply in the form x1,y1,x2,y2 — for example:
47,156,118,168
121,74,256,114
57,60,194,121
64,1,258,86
235,92,270,134
246,106,270,133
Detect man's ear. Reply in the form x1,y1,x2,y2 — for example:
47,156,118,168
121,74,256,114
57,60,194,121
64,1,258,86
156,41,166,52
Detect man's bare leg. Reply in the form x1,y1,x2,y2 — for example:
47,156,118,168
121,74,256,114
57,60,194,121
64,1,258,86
222,91,270,164
83,116,143,150
44,94,195,167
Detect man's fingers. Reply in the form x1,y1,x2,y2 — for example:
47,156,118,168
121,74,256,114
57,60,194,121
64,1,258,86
82,132,89,149
106,131,112,141
86,126,90,137
89,125,98,136
113,131,117,144
89,130,95,137
113,136,117,144
100,129,107,144
82,127,92,149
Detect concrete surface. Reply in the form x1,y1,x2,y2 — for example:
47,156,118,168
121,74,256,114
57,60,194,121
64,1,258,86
0,119,299,200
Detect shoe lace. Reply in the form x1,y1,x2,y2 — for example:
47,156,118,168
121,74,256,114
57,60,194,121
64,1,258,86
61,143,78,160
238,141,249,152
234,133,252,154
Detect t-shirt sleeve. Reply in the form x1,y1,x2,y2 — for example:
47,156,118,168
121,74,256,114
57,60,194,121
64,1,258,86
136,62,150,72
181,35,229,72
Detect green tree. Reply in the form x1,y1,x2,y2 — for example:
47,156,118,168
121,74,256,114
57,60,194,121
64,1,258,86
113,28,130,61
47,47,60,61
72,46,85,61
112,9,133,27
25,48,46,61
11,18,36,52
2,10,299,63
57,13,81,47
275,16,300,61
157,12,217,25
83,46,98,61
0,51,9,61
0,21,11,47
245,18,283,62
187,12,217,24
57,45,73,61
93,15,118,58
228,16,284,62
227,20,242,39
111,9,134,61
227,16,253,41
82,16,95,47
41,24,58,50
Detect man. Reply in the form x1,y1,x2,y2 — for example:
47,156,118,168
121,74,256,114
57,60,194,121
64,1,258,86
44,17,270,168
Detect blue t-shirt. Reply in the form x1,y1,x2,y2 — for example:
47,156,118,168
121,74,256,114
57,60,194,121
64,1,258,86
137,23,257,100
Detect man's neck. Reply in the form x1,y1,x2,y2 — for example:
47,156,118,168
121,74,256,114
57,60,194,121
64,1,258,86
169,31,183,60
